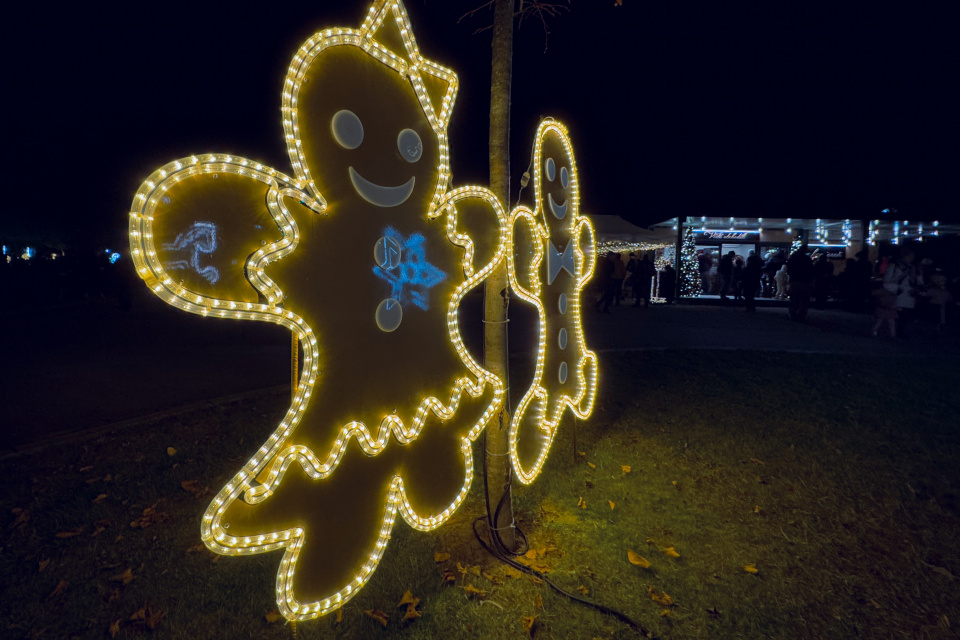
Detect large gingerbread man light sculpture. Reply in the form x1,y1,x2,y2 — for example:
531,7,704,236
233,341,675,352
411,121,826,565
129,0,507,620
508,119,599,484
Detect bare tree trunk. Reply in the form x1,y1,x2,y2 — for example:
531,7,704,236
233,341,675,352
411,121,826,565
484,0,517,552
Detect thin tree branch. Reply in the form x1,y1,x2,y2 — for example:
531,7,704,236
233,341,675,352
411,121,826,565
460,0,570,46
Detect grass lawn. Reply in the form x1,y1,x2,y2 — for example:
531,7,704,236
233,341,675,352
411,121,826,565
2,350,958,639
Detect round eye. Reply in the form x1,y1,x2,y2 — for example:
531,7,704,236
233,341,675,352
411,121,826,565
331,110,363,149
560,166,569,188
545,157,556,182
397,129,422,163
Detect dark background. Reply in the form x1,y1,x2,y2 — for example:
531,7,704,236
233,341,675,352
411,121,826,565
4,0,958,253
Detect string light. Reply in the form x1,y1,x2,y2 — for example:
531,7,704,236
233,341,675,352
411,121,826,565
129,0,507,621
595,240,671,254
507,119,598,485
678,228,702,297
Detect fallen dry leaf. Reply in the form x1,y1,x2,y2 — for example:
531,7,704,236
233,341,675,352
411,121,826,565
754,505,762,514
578,585,589,595
265,610,282,623
130,503,169,529
108,619,121,637
524,549,538,561
577,497,586,509
365,609,389,627
110,568,135,585
662,546,680,558
469,565,481,576
924,563,955,581
463,584,487,599
48,579,69,598
627,550,651,568
521,615,537,636
647,586,675,606
534,593,543,609
9,508,30,529
483,571,503,585
38,558,50,572
587,462,596,469
440,568,457,584
750,457,766,465
90,519,110,537
744,564,759,574
622,465,631,473
167,447,177,456
56,527,84,539
401,604,420,622
609,500,616,510
504,566,524,579
434,552,450,563
79,465,94,472
146,609,165,630
397,590,419,608
660,608,672,618
93,494,108,504
180,480,205,498
578,451,585,457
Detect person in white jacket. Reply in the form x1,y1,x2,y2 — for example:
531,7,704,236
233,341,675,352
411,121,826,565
883,248,922,337
774,264,789,300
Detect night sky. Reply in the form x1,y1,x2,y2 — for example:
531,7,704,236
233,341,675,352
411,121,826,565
5,0,958,251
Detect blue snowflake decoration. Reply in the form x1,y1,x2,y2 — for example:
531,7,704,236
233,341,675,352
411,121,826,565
373,226,447,310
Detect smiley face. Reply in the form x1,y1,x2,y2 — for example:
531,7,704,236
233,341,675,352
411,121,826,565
330,109,422,207
291,46,445,216
539,130,577,229
543,155,571,220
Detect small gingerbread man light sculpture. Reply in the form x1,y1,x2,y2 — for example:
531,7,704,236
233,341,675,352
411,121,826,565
129,0,507,620
508,119,599,484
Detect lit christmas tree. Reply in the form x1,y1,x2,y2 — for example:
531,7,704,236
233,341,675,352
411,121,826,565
679,228,701,297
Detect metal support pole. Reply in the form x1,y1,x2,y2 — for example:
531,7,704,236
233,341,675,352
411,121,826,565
675,217,684,299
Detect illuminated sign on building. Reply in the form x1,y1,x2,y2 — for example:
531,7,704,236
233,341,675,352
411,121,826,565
695,230,760,242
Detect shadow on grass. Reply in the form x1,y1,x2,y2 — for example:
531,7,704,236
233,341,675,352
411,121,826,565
2,350,958,639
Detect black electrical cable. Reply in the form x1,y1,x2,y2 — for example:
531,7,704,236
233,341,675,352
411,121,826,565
476,434,656,638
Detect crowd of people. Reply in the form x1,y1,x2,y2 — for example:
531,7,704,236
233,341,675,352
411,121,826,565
591,244,957,338
594,252,676,313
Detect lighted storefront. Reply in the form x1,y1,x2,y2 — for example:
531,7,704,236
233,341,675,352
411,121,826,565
645,216,957,299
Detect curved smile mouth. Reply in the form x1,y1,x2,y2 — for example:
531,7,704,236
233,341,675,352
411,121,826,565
349,167,415,208
548,192,567,219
